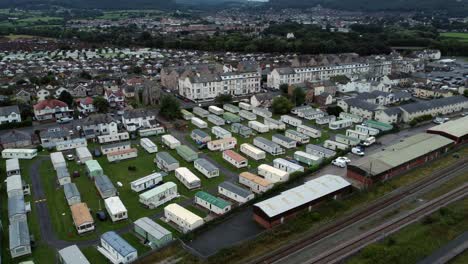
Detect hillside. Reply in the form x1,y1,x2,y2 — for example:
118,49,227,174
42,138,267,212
0,0,177,10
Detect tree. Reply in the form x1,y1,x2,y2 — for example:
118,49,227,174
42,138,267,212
326,106,343,117
272,96,293,115
464,89,468,97
291,87,306,106
58,91,74,107
279,84,289,95
214,94,233,105
93,96,109,113
159,95,182,120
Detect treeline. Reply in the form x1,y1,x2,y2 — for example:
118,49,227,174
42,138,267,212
2,22,467,56
0,0,176,10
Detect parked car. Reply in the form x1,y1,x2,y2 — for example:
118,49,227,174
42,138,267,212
351,147,365,156
332,159,347,168
66,154,75,161
361,136,376,147
56,117,73,124
336,157,351,163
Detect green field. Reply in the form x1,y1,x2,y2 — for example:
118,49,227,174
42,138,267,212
440,32,468,42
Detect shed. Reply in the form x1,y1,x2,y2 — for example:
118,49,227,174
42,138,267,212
134,217,173,249
64,182,81,206
85,160,103,179
58,245,90,264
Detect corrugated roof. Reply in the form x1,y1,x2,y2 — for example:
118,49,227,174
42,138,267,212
101,231,136,257
254,175,350,218
195,191,231,209
427,116,468,138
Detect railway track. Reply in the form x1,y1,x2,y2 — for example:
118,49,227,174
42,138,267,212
251,159,468,264
307,183,468,264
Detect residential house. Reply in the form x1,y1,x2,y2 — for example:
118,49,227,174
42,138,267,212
104,89,125,108
15,90,32,103
33,99,71,121
121,109,157,132
78,113,118,138
0,130,34,148
76,97,95,114
250,93,275,108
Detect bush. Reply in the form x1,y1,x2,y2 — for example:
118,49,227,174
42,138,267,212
128,165,137,171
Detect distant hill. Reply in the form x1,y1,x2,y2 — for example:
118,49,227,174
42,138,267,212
0,0,177,9
268,0,468,16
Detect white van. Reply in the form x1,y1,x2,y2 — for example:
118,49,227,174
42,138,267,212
361,136,376,147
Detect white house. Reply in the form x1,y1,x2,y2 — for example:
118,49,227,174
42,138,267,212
0,105,21,125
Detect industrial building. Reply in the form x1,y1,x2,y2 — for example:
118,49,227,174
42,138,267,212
347,133,454,185
253,174,352,228
427,116,468,144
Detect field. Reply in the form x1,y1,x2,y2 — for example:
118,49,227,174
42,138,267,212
440,32,468,43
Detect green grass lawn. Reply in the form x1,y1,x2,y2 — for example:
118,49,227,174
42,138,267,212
347,198,468,264
440,32,468,42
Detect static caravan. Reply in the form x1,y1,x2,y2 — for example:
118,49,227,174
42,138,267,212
181,109,194,120
316,115,336,125
6,158,20,176
231,123,253,138
239,172,273,194
164,203,204,233
212,126,232,139
272,134,297,149
8,194,27,222
323,140,349,151
239,110,257,121
175,167,201,189
140,138,158,153
207,114,226,126
207,137,237,151
298,109,325,120
98,132,130,144
9,218,31,258
280,115,302,127
218,181,255,204
70,202,94,234
223,112,241,123
85,160,103,179
364,120,393,132
175,145,198,162
335,134,360,146
340,112,364,123
191,129,212,144
101,141,131,155
134,217,173,249
2,149,37,160
139,182,178,209
139,126,165,137
56,138,87,151
58,245,90,264
253,137,285,156
50,152,66,171
291,105,313,115
63,182,81,206
130,172,165,192
193,107,209,118
194,158,219,178
297,124,322,139
239,102,252,111
346,129,369,141
208,105,224,115
329,119,353,130
195,191,232,215
294,151,323,166
94,175,117,199
273,158,304,174
191,117,208,129
306,144,337,159
104,196,128,222
223,103,240,113
98,231,137,264
155,152,179,172
223,150,248,168
263,117,286,130
258,164,290,183
56,166,71,185
248,121,269,133
76,147,92,163
107,148,138,162
253,107,272,118
6,175,29,198
240,143,266,161
162,135,181,149
355,124,380,136
285,129,309,144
